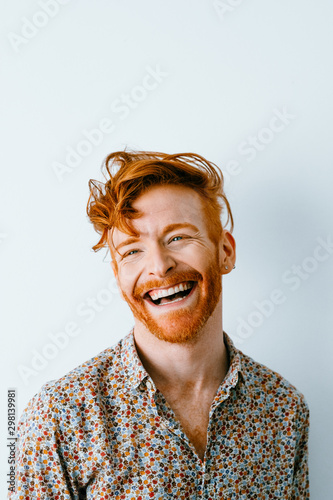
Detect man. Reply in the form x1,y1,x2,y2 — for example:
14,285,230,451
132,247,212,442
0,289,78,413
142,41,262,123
13,151,309,499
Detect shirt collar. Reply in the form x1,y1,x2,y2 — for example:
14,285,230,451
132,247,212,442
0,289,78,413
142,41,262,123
221,330,247,388
120,328,247,391
120,329,150,390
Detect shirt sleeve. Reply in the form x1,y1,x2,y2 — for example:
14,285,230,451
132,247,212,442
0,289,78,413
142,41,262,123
9,384,81,500
291,395,310,499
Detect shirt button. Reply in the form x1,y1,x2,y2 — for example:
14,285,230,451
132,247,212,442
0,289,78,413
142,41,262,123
146,380,153,391
204,472,211,481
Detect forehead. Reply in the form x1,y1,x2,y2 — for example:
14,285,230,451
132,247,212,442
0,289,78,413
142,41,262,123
111,184,207,246
134,184,204,221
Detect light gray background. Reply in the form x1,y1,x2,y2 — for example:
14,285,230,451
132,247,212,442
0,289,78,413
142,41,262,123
1,1,332,497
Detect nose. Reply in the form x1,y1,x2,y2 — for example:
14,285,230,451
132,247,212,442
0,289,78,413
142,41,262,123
147,243,176,277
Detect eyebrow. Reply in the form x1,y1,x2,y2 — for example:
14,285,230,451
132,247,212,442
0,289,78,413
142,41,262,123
114,223,199,252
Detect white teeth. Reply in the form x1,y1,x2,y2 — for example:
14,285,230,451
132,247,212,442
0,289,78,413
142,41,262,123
149,281,192,301
156,295,186,306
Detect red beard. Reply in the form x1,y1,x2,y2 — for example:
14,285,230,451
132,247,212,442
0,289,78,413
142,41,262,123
122,258,222,344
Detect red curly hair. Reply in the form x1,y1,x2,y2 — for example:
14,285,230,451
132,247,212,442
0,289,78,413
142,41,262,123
86,150,233,253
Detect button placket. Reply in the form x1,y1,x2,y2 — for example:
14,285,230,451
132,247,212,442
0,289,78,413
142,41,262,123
204,472,211,482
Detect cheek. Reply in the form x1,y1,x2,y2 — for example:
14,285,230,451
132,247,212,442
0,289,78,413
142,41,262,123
181,245,216,269
118,273,133,294
118,263,142,293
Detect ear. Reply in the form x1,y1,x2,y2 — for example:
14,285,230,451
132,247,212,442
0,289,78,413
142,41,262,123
219,230,236,275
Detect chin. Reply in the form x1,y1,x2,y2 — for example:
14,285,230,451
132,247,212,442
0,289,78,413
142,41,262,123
125,261,222,344
141,303,217,344
149,325,201,344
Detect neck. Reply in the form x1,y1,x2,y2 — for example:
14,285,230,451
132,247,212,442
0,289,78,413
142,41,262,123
133,295,229,392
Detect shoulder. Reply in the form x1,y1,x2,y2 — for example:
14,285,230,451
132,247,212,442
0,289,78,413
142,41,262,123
48,336,123,390
238,348,309,420
18,335,128,428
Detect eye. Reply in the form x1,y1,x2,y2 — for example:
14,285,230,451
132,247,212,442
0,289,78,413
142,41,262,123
170,236,183,242
123,249,139,258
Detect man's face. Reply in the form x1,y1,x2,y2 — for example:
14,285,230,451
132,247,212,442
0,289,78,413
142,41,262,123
110,184,234,344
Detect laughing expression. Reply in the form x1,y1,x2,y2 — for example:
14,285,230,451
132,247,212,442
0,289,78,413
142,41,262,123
110,184,228,344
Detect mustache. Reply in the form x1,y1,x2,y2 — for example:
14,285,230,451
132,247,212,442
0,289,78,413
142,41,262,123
133,270,202,299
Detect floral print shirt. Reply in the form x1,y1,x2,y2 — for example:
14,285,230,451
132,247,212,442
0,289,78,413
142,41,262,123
11,331,309,499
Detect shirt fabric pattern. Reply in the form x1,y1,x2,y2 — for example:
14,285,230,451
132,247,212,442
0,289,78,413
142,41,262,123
11,331,310,499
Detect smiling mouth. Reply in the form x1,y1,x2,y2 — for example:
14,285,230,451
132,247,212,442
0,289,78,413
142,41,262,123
144,281,196,306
